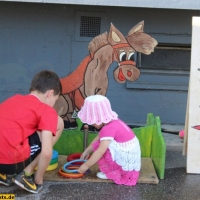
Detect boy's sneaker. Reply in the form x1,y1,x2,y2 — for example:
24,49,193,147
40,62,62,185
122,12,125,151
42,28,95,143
13,171,43,194
0,173,16,186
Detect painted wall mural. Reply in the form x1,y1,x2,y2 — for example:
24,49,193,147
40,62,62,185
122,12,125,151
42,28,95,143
54,21,158,129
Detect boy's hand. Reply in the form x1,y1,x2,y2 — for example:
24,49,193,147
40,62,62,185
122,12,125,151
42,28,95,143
78,163,89,174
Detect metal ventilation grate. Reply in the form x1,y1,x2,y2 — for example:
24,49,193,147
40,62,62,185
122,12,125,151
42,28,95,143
80,16,101,37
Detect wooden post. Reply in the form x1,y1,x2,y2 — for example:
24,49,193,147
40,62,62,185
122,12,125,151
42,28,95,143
182,89,188,156
186,16,200,173
83,124,89,151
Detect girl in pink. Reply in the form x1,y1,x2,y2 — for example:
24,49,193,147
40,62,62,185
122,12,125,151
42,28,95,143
78,95,141,186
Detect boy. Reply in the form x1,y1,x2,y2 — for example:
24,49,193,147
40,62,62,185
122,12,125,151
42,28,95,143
0,70,64,193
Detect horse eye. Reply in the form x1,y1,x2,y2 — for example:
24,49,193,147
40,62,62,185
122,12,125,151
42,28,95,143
119,52,126,61
128,52,135,61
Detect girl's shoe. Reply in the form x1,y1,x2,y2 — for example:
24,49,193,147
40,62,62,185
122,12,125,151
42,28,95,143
96,172,108,180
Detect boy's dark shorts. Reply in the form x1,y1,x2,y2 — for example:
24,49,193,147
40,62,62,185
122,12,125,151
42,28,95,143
0,132,41,175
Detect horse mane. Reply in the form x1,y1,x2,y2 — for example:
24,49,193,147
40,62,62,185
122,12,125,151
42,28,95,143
88,32,108,58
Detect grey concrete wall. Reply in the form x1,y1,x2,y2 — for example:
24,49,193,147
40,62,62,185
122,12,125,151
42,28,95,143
0,2,199,125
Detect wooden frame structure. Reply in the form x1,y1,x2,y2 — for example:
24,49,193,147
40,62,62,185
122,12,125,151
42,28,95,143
183,17,200,173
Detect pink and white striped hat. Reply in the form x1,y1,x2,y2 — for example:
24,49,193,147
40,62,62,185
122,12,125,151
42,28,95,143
78,95,118,125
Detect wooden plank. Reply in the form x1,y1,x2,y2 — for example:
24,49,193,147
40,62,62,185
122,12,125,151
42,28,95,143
182,83,189,156
44,155,159,184
186,17,200,173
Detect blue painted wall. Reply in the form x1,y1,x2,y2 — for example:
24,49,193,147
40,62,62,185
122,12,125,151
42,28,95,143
0,2,198,124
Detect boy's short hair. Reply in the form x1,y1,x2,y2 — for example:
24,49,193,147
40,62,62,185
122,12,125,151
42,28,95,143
29,70,62,95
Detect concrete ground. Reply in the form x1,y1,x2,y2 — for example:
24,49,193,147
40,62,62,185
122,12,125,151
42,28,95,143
1,125,200,200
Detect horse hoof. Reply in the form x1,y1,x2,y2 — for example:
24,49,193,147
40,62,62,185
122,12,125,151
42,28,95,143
63,120,78,130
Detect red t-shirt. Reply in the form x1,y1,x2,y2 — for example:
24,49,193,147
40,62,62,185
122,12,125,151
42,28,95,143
0,94,58,164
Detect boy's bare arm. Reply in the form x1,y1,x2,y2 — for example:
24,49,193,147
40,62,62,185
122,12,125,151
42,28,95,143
34,130,53,185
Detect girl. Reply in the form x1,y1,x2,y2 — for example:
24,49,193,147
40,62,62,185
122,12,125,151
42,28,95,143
78,95,141,186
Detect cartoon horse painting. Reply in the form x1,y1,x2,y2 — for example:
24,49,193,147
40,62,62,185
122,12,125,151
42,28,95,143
54,21,158,129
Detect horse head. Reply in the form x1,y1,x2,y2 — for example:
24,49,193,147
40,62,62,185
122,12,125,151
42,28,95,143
108,21,158,83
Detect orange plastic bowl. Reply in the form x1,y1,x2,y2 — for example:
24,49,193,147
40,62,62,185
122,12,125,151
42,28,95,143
58,168,84,178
